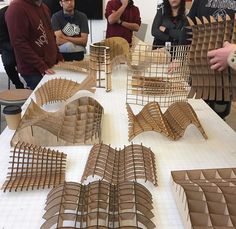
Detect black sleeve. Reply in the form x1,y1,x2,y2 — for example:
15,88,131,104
151,9,169,42
187,0,198,20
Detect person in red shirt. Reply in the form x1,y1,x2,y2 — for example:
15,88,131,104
5,0,63,90
105,0,141,44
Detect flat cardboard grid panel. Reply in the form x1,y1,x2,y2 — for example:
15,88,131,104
90,37,130,92
171,168,236,229
188,15,236,101
35,77,96,106
53,59,89,73
126,37,190,107
127,101,207,141
11,97,103,146
81,143,157,186
41,181,155,229
2,142,67,192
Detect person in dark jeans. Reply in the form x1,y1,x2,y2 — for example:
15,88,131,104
0,6,24,89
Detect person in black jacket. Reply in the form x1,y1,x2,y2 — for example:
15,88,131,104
0,5,24,89
151,0,187,47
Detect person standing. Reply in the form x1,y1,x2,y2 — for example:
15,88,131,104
188,0,236,119
0,5,24,89
105,0,141,44
51,0,89,61
5,0,62,90
151,0,188,47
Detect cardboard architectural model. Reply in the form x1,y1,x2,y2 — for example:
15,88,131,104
171,168,236,228
53,59,89,73
41,181,155,229
127,101,207,141
81,143,157,186
11,97,103,146
127,36,190,107
90,37,130,91
188,15,236,101
35,77,96,106
2,141,67,192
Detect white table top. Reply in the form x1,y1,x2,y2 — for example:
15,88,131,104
0,65,236,228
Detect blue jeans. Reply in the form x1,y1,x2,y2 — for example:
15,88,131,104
21,73,43,90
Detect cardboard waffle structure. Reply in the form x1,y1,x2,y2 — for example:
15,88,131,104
35,77,96,106
2,142,67,192
171,168,236,228
11,97,103,146
127,101,207,141
187,15,236,101
127,36,190,107
53,59,89,73
90,37,130,91
41,180,155,229
81,143,157,186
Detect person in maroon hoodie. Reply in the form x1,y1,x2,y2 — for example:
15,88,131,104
5,0,63,90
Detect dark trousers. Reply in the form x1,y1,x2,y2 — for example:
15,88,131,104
21,73,43,90
1,42,24,89
206,100,231,119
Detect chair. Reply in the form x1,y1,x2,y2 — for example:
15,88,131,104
0,89,32,132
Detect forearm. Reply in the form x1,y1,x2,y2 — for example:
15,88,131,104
121,21,139,31
108,4,127,24
65,35,88,46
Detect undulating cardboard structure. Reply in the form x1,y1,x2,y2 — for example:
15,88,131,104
11,97,103,146
41,181,155,229
127,101,207,141
81,143,157,186
171,168,236,228
2,141,67,192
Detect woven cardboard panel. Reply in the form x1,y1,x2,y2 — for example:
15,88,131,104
127,101,207,141
41,181,155,229
171,168,236,228
81,143,157,186
2,142,67,192
11,97,103,146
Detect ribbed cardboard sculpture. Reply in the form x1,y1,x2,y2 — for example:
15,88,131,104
127,37,191,107
81,143,157,186
127,101,207,140
35,77,96,106
90,37,130,91
188,15,236,101
171,168,236,229
53,59,89,73
41,181,155,229
2,142,67,192
11,97,103,146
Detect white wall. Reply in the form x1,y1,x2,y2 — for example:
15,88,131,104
89,0,162,45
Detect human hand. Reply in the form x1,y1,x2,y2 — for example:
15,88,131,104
45,69,55,75
121,0,129,7
207,41,236,71
167,59,181,73
159,26,166,32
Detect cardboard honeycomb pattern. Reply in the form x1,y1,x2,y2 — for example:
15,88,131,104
127,101,207,141
127,36,191,107
187,15,236,101
35,77,96,106
81,143,157,186
171,168,236,229
41,181,155,229
90,37,130,91
11,97,103,147
2,141,67,192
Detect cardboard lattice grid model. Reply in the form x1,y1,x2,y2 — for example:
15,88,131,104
187,15,236,101
127,101,207,141
2,142,67,192
11,97,103,147
35,77,96,106
126,36,191,107
171,168,236,228
90,37,130,91
41,181,155,229
81,143,157,186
